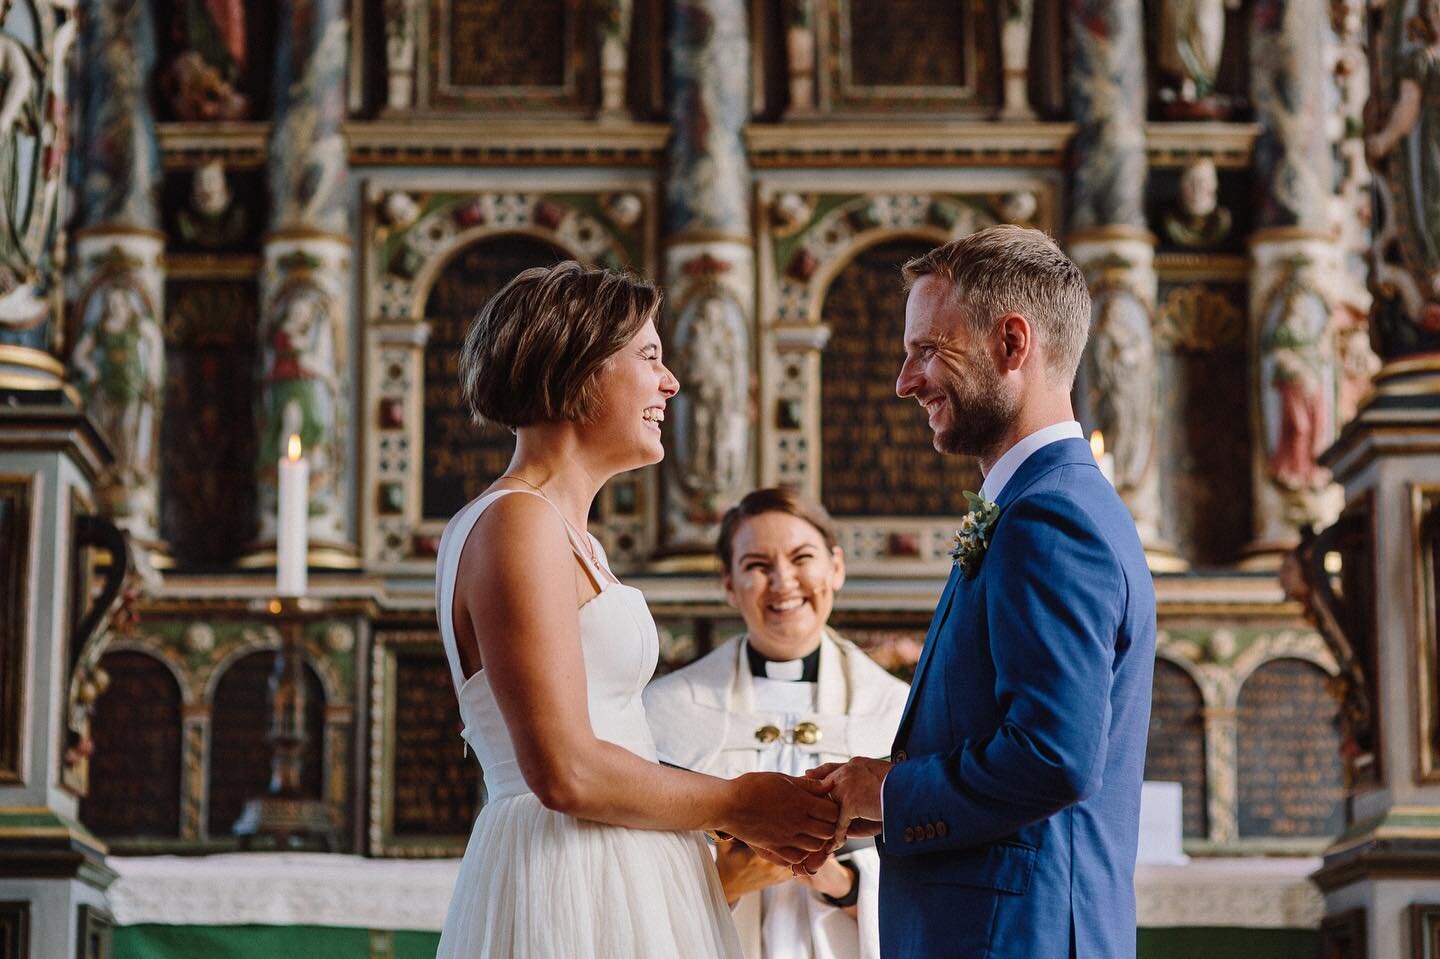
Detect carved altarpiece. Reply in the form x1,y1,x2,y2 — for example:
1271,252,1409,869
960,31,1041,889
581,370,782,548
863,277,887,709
359,176,658,574
76,617,357,850
755,174,1057,575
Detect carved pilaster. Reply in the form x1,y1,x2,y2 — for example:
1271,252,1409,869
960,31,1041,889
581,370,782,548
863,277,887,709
0,0,75,392
1243,0,1343,564
1069,228,1179,569
68,0,167,556
782,0,817,118
381,0,417,113
997,0,1036,121
1066,0,1179,569
660,0,755,560
596,0,633,121
249,0,357,570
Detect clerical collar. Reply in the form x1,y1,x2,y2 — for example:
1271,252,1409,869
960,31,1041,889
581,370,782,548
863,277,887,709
746,642,820,683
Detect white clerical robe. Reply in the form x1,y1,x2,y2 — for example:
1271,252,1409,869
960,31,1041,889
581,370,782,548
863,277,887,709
644,630,910,959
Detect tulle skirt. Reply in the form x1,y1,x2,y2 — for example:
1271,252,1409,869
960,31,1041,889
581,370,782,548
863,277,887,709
436,793,743,958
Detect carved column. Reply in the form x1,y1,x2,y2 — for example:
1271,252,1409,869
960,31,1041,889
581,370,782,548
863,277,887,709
69,0,167,558
0,2,75,392
1242,0,1343,567
997,0,1036,121
248,0,357,570
381,0,417,113
658,0,755,563
1065,0,1181,571
596,0,633,121
1305,0,1440,952
782,0,817,118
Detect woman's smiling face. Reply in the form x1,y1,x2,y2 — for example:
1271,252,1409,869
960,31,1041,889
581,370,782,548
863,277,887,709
723,511,846,661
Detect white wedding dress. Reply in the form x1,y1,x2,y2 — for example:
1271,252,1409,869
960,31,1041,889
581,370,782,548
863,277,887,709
434,489,742,958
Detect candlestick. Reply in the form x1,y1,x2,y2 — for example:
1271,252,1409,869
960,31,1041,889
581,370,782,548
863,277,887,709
277,434,308,596
1090,430,1116,487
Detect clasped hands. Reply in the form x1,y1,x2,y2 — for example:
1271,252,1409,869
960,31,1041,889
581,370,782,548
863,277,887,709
733,757,892,876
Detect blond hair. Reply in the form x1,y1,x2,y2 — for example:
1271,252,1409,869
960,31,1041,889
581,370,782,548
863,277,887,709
902,225,1091,383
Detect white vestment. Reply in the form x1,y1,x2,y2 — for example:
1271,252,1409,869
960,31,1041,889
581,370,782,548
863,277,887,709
644,631,910,959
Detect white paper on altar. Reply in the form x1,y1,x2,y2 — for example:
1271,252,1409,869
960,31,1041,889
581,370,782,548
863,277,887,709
1137,780,1189,866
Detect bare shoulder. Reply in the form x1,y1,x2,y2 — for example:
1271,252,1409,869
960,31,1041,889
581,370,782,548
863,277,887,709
457,491,572,585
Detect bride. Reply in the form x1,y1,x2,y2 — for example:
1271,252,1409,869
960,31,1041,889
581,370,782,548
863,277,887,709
434,261,838,957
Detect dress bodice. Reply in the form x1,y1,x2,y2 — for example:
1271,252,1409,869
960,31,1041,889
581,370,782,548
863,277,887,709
435,490,661,802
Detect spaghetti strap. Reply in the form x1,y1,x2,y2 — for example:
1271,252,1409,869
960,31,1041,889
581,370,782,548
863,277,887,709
434,488,609,696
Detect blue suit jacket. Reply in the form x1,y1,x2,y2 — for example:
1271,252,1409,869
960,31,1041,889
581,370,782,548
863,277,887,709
878,438,1156,959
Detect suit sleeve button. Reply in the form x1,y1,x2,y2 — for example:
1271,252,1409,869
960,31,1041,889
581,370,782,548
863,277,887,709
903,827,915,843
936,821,948,837
893,750,907,763
925,824,936,839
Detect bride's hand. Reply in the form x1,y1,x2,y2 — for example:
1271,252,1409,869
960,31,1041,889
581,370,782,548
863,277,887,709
721,772,838,862
715,841,792,904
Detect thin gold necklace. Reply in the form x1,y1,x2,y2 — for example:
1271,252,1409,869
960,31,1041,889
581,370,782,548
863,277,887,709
499,473,602,570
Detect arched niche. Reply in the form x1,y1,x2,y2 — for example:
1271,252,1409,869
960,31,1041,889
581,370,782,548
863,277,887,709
207,650,325,838
818,236,982,517
1144,657,1208,839
1236,657,1343,839
79,651,183,839
419,233,570,521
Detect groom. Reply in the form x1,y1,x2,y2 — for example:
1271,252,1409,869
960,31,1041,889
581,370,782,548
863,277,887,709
807,226,1156,958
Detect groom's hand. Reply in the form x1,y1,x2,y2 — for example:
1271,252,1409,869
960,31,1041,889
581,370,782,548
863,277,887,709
808,756,891,825
725,772,839,863
804,756,892,854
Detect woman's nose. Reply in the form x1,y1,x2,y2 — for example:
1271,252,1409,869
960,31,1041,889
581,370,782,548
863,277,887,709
659,364,679,397
768,561,797,589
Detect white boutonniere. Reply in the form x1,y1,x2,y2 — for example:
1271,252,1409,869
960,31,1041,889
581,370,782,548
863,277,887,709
949,491,1000,577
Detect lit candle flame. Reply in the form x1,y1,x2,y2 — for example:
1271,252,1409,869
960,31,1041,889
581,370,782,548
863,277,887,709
1090,430,1105,461
286,434,302,462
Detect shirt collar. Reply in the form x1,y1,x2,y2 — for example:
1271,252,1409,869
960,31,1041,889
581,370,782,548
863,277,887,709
979,420,1084,502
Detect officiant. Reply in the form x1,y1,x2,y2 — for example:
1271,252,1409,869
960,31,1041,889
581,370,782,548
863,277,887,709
645,488,909,959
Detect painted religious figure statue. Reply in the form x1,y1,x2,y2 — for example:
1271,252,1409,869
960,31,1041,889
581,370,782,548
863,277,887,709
71,282,165,530
176,159,247,247
1260,277,1333,493
1087,284,1157,494
162,0,250,120
1157,0,1240,117
1163,157,1233,249
258,284,339,484
676,293,748,499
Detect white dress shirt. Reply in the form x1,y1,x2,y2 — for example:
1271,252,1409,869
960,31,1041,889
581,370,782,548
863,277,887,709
979,420,1084,502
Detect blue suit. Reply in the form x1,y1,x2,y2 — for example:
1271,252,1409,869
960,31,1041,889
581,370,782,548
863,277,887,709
878,438,1156,958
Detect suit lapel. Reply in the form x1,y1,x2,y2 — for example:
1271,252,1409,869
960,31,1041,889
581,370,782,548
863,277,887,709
892,566,961,748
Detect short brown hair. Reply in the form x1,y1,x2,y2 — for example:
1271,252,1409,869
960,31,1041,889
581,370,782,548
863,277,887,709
717,487,839,571
459,260,661,428
901,225,1091,383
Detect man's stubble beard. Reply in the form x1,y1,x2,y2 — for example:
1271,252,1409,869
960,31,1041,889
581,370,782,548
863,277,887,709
931,355,1020,462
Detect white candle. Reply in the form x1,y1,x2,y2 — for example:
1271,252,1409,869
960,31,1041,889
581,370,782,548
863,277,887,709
277,434,308,597
1090,430,1116,487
